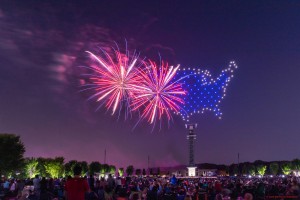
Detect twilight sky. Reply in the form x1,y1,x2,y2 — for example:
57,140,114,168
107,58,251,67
0,1,300,168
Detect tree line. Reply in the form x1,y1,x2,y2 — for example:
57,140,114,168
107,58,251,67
0,133,146,178
199,160,300,176
225,159,300,176
1,133,299,178
24,157,130,178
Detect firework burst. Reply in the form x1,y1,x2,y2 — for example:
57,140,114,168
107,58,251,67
131,60,186,124
82,48,144,116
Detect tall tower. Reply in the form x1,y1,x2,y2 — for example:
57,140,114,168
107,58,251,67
186,124,197,176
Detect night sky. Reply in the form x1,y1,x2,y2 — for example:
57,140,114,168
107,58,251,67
1,1,300,168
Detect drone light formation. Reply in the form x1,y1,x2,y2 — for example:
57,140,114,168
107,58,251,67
81,45,238,126
176,61,238,122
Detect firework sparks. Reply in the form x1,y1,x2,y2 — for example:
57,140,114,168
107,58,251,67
131,60,186,124
82,48,144,116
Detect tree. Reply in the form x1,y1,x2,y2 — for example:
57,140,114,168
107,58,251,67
44,157,64,178
126,165,134,176
229,164,239,176
142,168,146,176
254,160,265,165
64,160,78,176
36,157,49,177
157,168,160,175
242,164,248,175
269,162,279,175
0,134,25,176
89,162,101,175
135,169,141,176
248,164,256,176
78,161,88,176
25,158,39,178
256,165,267,176
225,166,230,175
101,164,110,175
281,162,292,175
292,159,300,173
109,165,116,175
118,168,124,177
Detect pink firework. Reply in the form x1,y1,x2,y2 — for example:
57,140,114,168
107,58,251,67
131,60,186,124
83,49,144,115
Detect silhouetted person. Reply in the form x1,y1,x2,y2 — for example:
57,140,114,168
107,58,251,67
65,164,90,200
107,174,115,191
88,174,95,191
33,175,40,199
39,177,48,200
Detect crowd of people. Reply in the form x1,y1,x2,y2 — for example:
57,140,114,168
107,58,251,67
1,166,300,200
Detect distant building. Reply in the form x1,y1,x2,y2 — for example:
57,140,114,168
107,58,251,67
198,169,217,177
168,167,217,177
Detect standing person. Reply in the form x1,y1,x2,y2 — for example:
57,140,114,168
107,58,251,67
88,174,95,191
3,179,10,193
17,179,25,198
170,175,177,185
115,177,122,194
39,177,48,200
107,174,115,190
9,179,17,197
33,175,41,199
65,164,90,200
